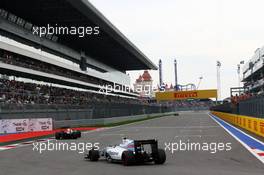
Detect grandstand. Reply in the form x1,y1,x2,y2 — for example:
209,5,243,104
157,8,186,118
0,0,157,95
212,46,264,118
0,0,172,121
243,47,264,95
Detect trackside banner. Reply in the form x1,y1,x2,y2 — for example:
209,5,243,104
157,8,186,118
0,118,53,134
211,111,264,137
155,89,217,101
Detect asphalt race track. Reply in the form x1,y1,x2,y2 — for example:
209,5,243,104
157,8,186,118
0,111,263,175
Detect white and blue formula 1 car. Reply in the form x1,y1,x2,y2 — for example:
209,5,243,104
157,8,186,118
85,138,166,166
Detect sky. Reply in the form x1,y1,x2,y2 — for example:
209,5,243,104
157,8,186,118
89,0,264,99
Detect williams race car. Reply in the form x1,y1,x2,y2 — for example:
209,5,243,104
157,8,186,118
85,138,166,166
55,128,81,140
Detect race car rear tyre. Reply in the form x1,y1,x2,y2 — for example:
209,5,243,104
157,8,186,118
55,132,62,140
122,151,135,166
154,149,166,164
89,150,100,161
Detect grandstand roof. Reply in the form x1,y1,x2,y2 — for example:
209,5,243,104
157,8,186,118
0,0,157,71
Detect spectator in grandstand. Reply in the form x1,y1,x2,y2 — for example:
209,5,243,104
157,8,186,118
0,49,110,87
231,92,255,105
0,78,154,107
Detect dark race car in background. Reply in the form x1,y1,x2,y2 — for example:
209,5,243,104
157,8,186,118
55,128,81,140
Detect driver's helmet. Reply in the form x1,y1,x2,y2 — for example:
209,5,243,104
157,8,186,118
66,128,72,134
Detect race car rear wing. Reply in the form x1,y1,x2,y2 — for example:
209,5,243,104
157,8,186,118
133,139,159,156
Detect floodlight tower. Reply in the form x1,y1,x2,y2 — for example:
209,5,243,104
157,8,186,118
159,59,163,87
174,59,178,90
216,61,221,100
197,76,203,90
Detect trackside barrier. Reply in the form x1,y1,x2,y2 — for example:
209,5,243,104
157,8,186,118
0,118,53,134
54,112,178,128
211,111,264,138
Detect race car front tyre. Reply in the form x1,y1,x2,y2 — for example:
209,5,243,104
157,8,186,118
89,150,100,161
154,149,166,164
122,151,136,166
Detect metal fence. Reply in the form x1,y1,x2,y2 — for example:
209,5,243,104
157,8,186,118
174,106,211,111
210,103,234,113
53,112,178,128
211,95,264,119
0,103,173,120
239,95,264,118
